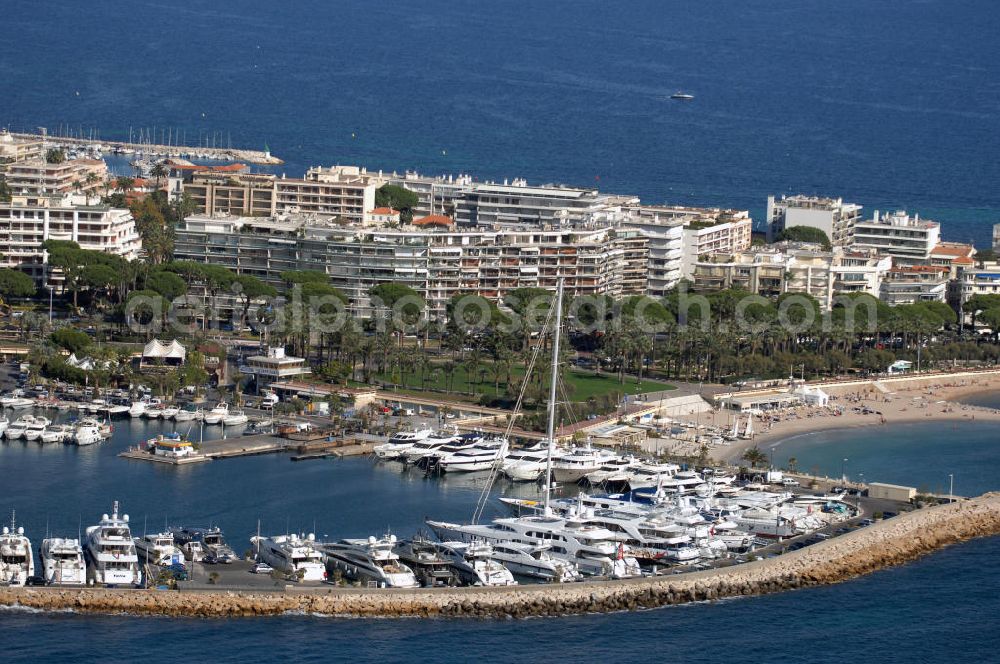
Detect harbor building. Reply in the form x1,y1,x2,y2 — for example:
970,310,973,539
851,210,940,261
0,194,141,282
766,194,863,246
174,213,628,320
181,165,379,223
879,265,950,305
239,347,312,389
4,159,108,197
0,130,44,169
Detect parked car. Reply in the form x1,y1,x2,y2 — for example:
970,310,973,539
251,562,273,575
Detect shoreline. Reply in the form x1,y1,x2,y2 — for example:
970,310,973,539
719,373,1000,465
2,493,998,619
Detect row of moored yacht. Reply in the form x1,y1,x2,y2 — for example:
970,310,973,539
0,415,111,445
374,429,509,472
129,399,249,426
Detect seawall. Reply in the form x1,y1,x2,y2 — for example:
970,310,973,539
4,493,1000,619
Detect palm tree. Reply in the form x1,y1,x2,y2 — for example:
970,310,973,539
150,163,168,190
115,176,135,196
83,172,100,204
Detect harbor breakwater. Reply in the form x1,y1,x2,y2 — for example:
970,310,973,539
4,493,1000,619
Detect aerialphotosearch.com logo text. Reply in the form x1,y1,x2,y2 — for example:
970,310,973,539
123,282,880,339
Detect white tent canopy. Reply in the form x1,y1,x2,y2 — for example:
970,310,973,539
793,385,830,407
142,339,187,362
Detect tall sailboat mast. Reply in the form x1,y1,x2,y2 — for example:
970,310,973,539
543,279,564,515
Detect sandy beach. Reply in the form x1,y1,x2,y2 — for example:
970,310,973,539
719,371,1000,465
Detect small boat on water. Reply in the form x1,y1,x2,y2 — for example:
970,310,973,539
0,391,35,409
160,406,180,420
128,399,150,418
222,410,248,427
22,416,52,442
173,404,203,422
5,415,40,441
670,91,694,100
74,421,103,446
40,537,86,585
41,424,74,444
203,402,229,425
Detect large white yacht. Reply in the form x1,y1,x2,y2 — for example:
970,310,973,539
250,533,326,582
435,439,508,473
321,534,419,588
202,402,229,425
84,501,143,586
489,541,581,583
399,431,463,464
134,532,185,566
427,515,642,578
39,538,87,585
0,515,34,586
373,428,434,460
501,443,565,482
429,540,516,587
40,424,74,444
550,446,619,484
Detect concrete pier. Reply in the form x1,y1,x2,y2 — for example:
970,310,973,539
12,132,283,165
2,492,999,618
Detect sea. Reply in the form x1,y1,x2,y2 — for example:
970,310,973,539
2,0,1000,660
3,0,1000,244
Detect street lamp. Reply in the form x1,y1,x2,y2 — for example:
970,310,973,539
949,473,954,503
841,458,848,483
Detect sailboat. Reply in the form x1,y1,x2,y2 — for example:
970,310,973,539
740,414,754,440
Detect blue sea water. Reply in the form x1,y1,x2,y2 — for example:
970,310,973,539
765,420,1000,496
3,0,1000,244
3,1,1000,659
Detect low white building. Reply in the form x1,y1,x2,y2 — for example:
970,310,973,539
240,347,311,388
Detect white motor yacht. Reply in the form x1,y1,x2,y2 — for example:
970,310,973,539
435,439,508,473
203,402,229,425
250,533,326,582
22,416,52,442
501,443,566,482
41,424,74,444
143,401,167,419
399,431,462,464
134,532,185,566
5,414,38,440
489,541,581,583
373,428,434,460
321,534,419,588
160,406,180,420
84,501,142,586
128,399,149,418
40,537,86,585
169,526,237,563
222,410,249,427
429,541,516,587
551,446,619,484
0,515,34,586
74,421,102,446
173,404,203,422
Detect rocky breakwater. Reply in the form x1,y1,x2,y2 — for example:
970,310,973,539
4,493,1000,619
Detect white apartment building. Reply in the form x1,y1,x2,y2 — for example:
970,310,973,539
383,171,473,218
5,159,108,196
175,213,627,320
692,243,889,308
0,131,44,168
993,223,1000,253
0,194,141,281
239,347,311,388
852,210,941,261
957,263,1000,305
766,194,863,246
879,265,950,305
619,205,752,295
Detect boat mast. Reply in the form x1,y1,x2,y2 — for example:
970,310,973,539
543,279,564,516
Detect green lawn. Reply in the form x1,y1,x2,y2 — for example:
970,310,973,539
375,363,674,403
